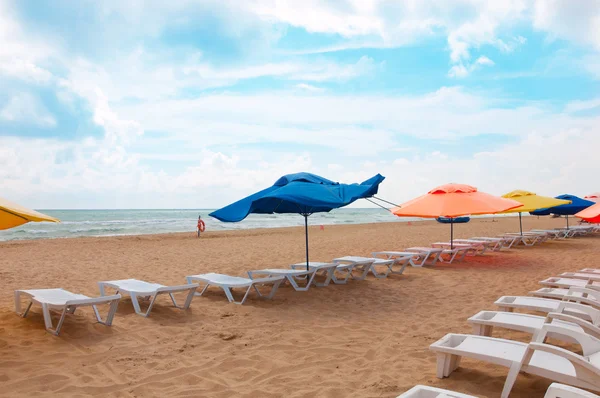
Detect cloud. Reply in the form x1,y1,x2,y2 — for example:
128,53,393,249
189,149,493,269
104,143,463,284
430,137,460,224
0,93,57,127
448,55,495,78
295,83,325,92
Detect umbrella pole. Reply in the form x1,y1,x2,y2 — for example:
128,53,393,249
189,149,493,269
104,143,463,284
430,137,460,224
304,214,309,271
519,212,523,235
566,215,569,230
450,218,454,250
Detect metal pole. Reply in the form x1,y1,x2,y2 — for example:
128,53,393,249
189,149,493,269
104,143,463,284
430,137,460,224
566,215,569,230
519,212,523,235
450,218,454,250
304,214,309,270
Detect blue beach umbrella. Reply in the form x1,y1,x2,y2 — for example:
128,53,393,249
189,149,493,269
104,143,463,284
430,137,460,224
531,194,595,229
210,172,385,269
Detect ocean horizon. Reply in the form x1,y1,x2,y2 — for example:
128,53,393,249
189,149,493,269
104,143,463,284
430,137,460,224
0,208,522,242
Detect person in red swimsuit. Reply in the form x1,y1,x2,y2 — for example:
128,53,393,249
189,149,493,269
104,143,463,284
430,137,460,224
197,215,205,238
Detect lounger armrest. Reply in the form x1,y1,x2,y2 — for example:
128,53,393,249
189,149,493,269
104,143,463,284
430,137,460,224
536,324,600,356
557,301,600,323
527,342,600,375
547,312,600,339
545,383,600,398
156,283,199,293
65,294,122,307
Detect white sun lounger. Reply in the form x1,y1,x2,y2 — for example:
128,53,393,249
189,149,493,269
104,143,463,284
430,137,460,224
247,268,317,291
468,236,504,252
98,279,198,317
430,243,474,263
333,256,394,279
397,385,477,398
530,285,600,303
430,324,600,397
404,247,444,267
495,289,600,320
469,303,600,341
290,262,343,286
561,272,600,282
504,232,546,246
371,251,415,275
14,288,121,335
398,383,600,398
531,229,566,239
581,268,600,275
185,273,284,304
541,277,600,290
446,240,490,255
545,383,600,398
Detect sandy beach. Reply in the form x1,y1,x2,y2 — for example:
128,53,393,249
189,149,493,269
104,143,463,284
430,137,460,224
0,216,598,397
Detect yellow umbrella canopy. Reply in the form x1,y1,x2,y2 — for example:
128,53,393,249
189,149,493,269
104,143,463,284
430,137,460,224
500,190,572,235
0,196,59,230
500,190,571,213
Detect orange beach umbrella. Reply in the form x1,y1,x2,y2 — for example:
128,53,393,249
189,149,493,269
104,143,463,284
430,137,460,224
392,183,523,248
575,202,600,223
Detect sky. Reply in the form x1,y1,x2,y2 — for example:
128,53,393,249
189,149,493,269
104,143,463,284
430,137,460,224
1,0,599,209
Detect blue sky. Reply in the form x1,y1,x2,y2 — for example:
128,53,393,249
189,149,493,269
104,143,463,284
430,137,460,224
0,0,599,209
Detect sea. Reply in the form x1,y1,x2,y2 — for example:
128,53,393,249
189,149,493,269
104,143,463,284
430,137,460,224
0,208,414,241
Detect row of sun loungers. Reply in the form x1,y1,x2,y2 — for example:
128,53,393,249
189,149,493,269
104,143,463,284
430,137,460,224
427,269,600,397
14,254,417,334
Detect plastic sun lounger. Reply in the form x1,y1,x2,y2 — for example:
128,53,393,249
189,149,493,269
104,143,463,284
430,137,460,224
290,262,342,286
505,232,547,245
14,288,121,335
468,302,600,341
470,236,509,251
185,273,284,304
247,268,317,291
531,229,565,239
371,251,415,275
404,247,444,267
581,268,600,275
98,279,198,317
447,240,490,255
495,290,600,321
561,272,600,282
397,383,600,398
454,239,496,253
396,385,477,398
430,324,600,398
530,286,600,303
333,256,394,279
430,243,474,263
540,277,600,290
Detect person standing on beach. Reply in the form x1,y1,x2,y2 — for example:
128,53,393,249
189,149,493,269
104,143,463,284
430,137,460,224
197,215,205,238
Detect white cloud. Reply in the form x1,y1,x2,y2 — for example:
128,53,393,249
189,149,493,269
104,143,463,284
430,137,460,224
0,93,56,127
448,56,495,78
295,83,325,92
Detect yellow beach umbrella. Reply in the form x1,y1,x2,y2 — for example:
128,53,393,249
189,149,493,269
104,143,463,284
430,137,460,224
500,190,571,234
0,196,59,230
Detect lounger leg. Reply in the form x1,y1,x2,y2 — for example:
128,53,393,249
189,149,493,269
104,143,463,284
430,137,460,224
436,353,461,378
220,286,236,303
370,264,388,279
471,324,493,336
265,279,283,299
40,303,55,333
429,252,441,266
129,293,145,316
180,289,196,309
390,260,408,275
501,362,522,398
93,298,119,326
143,294,158,317
21,301,33,318
52,307,69,336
